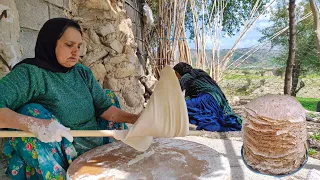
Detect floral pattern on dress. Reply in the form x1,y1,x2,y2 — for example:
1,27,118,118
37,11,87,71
4,90,127,180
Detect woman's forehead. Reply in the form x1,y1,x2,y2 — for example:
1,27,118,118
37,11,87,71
60,27,82,43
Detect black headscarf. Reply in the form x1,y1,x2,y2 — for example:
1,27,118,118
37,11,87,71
173,62,193,77
173,62,226,99
173,62,220,87
13,18,82,73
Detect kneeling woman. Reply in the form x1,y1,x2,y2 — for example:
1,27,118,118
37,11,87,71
173,62,242,132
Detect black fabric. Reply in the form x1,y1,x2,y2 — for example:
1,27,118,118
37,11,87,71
173,62,193,77
173,62,226,99
13,18,82,73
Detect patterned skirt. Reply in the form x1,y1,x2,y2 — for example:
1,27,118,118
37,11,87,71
3,89,127,180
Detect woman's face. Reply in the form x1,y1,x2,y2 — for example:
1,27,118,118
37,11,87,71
55,27,82,68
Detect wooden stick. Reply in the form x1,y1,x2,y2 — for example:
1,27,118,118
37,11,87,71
0,130,116,137
0,130,202,138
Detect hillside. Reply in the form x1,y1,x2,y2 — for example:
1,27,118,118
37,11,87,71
189,48,282,69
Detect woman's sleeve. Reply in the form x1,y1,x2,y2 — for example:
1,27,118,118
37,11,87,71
0,65,44,110
84,67,113,117
180,73,194,98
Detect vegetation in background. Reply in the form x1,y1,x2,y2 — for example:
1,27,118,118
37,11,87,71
185,0,270,38
309,148,318,156
311,133,320,141
296,97,320,111
259,1,320,83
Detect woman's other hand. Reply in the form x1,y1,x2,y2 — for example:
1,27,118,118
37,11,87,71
30,119,73,143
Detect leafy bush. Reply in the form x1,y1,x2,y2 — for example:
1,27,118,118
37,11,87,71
309,148,318,156
311,133,320,141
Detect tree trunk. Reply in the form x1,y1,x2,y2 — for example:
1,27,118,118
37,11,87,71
291,36,314,96
309,0,320,62
284,0,297,95
291,60,300,96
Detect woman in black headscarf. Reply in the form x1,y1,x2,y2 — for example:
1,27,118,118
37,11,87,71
173,62,242,132
0,18,139,179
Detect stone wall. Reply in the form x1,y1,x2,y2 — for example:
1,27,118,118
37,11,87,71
0,0,156,113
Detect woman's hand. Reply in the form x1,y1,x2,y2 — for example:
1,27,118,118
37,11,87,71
0,108,73,142
29,119,73,143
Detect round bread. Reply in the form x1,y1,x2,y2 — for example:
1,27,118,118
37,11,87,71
243,94,307,175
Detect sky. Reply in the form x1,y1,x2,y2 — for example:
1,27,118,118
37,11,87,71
187,11,273,50
187,0,304,50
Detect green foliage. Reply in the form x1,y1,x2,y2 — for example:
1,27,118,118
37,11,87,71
311,133,320,141
306,73,320,78
309,148,318,156
296,97,320,111
273,67,285,77
259,0,320,74
185,0,270,39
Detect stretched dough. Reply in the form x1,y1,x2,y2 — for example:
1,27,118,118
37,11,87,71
113,66,189,151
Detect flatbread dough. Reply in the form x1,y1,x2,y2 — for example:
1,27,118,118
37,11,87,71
67,138,231,180
113,66,189,151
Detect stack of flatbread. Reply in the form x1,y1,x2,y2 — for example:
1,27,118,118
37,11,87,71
243,94,307,175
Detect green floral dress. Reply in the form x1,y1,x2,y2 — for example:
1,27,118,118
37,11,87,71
3,90,127,180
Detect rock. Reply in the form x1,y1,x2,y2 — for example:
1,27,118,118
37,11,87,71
107,54,127,64
15,0,49,31
82,30,98,52
0,0,21,67
81,0,112,11
264,71,273,76
96,23,115,37
100,33,117,45
0,43,15,68
140,75,158,91
79,41,87,56
119,77,145,109
109,39,123,54
49,4,66,18
114,62,135,79
91,63,106,81
230,96,240,106
20,28,38,59
44,0,64,8
317,102,320,112
103,58,115,72
88,28,101,45
103,78,121,91
118,18,134,44
122,91,140,107
82,48,108,67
